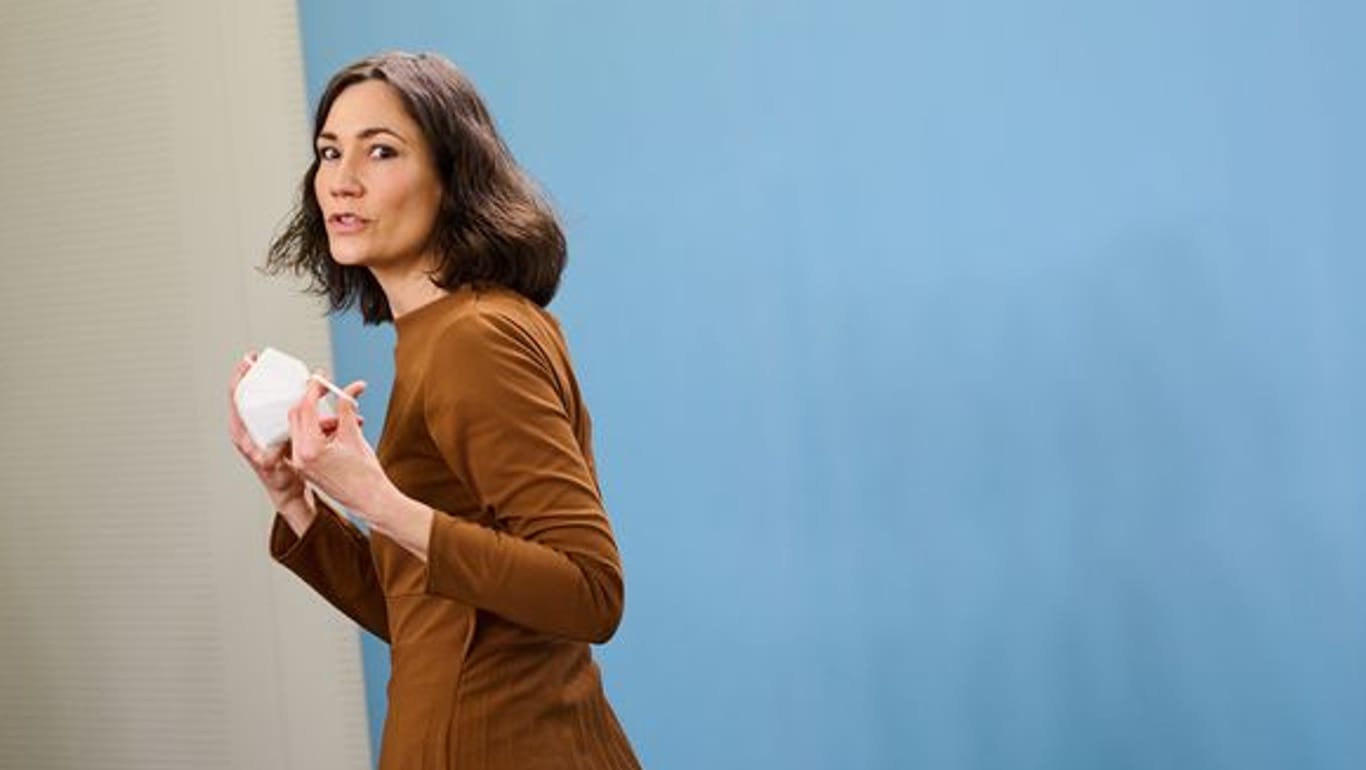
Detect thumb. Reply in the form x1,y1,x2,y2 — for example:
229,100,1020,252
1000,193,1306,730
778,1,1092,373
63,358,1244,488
337,387,365,434
339,380,367,430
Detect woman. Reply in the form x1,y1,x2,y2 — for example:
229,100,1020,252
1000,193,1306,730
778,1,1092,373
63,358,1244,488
226,51,641,770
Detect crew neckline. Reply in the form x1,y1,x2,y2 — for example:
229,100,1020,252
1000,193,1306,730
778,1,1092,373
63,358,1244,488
392,284,474,338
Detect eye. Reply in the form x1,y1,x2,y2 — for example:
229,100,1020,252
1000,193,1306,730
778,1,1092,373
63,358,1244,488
317,145,340,161
369,144,398,160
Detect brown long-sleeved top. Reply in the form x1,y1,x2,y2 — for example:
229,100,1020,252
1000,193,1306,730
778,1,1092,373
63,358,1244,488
269,284,641,770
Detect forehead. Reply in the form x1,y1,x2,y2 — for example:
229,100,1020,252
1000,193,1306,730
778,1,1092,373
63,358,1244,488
321,79,419,135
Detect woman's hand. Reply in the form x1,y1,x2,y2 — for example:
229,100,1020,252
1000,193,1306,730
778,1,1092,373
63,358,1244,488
285,375,396,527
229,353,368,533
228,351,307,510
286,375,433,559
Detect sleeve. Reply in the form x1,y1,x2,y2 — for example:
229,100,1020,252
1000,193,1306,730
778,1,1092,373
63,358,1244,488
269,497,391,643
420,311,625,644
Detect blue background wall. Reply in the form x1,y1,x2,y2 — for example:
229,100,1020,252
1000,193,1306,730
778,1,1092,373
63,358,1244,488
299,2,1365,768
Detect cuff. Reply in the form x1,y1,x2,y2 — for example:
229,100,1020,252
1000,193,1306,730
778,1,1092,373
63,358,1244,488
269,509,326,565
424,510,473,600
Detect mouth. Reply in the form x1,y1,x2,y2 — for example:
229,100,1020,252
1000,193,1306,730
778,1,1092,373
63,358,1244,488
327,212,370,233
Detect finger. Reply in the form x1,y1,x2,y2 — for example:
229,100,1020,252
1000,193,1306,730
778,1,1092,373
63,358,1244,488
286,395,310,467
338,380,368,430
317,415,362,431
231,435,257,462
337,384,359,419
319,416,364,434
228,351,258,394
228,401,248,435
230,427,255,456
290,378,328,454
228,408,258,456
285,418,306,472
333,384,369,439
262,440,289,467
227,353,258,441
237,439,265,467
298,376,328,429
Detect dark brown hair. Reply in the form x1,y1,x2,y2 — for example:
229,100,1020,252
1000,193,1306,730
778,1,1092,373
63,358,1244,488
266,51,566,323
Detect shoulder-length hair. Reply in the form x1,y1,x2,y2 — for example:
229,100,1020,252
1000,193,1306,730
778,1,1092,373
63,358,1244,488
266,51,566,323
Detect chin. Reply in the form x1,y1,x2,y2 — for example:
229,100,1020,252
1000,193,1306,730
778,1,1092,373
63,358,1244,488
327,245,373,267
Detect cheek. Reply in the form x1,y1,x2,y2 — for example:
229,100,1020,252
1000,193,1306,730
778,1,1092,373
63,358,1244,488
312,171,329,208
419,187,443,231
395,176,443,234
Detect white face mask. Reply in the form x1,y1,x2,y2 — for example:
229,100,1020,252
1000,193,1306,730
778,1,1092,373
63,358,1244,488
233,347,337,451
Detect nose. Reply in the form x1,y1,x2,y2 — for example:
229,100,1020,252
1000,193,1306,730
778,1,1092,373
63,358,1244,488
326,157,363,198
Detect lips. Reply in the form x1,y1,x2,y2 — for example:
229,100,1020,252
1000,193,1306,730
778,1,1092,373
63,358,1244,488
327,212,370,234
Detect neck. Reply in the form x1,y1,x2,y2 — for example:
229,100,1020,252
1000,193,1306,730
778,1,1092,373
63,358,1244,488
370,261,450,321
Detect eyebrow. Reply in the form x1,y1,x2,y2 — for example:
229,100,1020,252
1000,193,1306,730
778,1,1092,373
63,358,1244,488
316,126,408,144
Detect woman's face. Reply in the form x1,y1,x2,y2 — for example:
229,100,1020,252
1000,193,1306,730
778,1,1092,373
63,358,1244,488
314,79,444,272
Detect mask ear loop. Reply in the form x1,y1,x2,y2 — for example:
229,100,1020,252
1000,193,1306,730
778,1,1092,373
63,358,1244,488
309,372,359,406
